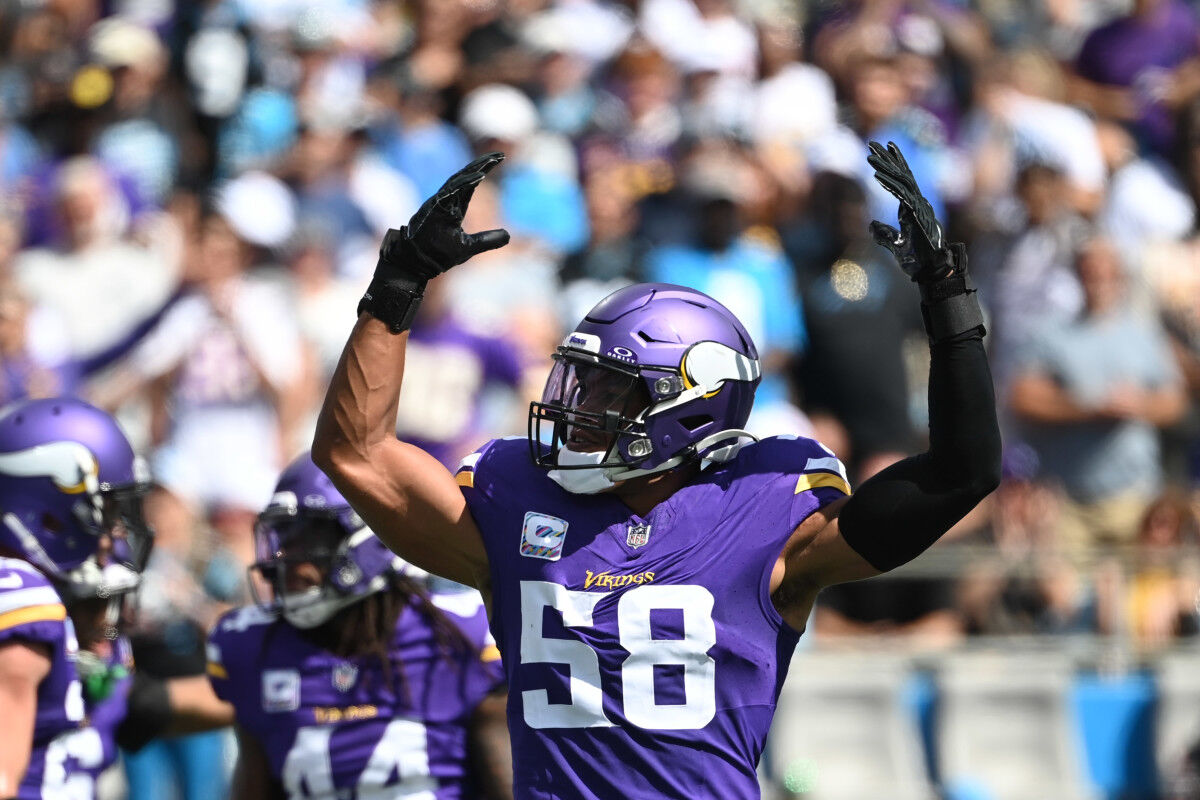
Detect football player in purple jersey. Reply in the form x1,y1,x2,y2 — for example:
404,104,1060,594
314,144,1001,799
206,452,511,800
0,398,153,799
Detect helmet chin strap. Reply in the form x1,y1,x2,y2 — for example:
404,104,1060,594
3,512,65,582
547,429,758,495
281,573,390,629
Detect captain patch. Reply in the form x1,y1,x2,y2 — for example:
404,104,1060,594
520,512,569,561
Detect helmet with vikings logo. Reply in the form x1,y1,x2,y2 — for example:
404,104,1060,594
529,283,761,493
250,452,415,629
0,398,152,599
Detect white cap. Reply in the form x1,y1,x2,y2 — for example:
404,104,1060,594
89,17,164,69
215,171,297,248
459,83,539,142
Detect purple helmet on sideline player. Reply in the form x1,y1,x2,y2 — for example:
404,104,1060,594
250,452,415,629
0,398,152,600
529,283,761,494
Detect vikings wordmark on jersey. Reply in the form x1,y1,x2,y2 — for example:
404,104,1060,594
456,435,850,800
207,591,503,800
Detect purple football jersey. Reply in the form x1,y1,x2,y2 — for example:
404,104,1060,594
0,557,104,800
79,636,134,782
456,436,850,799
207,590,503,799
397,318,526,469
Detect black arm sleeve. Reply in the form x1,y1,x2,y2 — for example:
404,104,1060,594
837,327,1001,572
116,672,173,753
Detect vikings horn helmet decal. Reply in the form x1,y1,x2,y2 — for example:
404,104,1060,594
0,398,152,599
529,283,761,493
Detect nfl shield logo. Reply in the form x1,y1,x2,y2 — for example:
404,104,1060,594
332,663,358,693
626,523,651,548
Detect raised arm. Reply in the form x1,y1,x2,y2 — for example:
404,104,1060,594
772,142,1002,630
312,154,510,588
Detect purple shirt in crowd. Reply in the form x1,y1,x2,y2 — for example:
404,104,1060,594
398,318,525,469
1076,0,1200,152
207,590,503,799
456,435,850,799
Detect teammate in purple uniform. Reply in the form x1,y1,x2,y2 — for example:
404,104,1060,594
207,452,511,800
314,144,1001,798
0,398,153,799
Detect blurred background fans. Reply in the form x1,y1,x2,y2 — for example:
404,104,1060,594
4,0,1200,798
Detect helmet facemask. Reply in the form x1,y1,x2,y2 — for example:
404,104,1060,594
529,351,660,484
249,508,393,629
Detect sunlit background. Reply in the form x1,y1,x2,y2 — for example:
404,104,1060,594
2,0,1199,798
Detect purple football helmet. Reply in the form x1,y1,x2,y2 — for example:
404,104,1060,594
250,452,411,628
529,283,761,493
0,398,152,600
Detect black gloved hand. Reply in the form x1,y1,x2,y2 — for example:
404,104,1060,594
866,140,983,342
359,152,510,333
866,140,963,282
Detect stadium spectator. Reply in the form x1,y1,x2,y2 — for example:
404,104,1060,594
122,197,311,577
1071,0,1200,156
645,143,806,425
14,157,181,360
1123,490,1200,649
397,278,539,470
978,159,1090,392
784,170,923,479
1009,235,1187,555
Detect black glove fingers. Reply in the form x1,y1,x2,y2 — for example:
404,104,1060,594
464,228,511,256
874,171,912,204
867,140,890,162
870,220,901,250
886,141,914,177
462,151,505,176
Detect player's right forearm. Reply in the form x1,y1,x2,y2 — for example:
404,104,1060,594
313,314,408,470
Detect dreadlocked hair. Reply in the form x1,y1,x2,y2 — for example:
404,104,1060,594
302,573,476,703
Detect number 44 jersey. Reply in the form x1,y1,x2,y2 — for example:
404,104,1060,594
457,435,850,800
207,590,503,799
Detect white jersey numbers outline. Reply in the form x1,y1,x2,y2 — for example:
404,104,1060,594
518,580,717,731
282,719,436,799
618,584,717,729
520,581,611,729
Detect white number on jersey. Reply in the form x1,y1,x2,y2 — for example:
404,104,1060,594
41,727,104,800
281,718,436,799
519,581,718,730
520,581,612,729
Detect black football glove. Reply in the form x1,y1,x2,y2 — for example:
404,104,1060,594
358,151,510,333
866,140,983,342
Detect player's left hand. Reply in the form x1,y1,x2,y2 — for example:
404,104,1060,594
866,140,961,283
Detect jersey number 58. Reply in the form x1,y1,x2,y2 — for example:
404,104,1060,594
519,581,716,731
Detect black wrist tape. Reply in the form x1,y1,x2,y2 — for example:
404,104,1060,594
917,244,985,343
358,276,426,334
919,286,985,343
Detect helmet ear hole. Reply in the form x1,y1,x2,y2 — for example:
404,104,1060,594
42,513,63,533
680,415,713,432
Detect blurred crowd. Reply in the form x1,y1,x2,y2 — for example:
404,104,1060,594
3,0,1200,682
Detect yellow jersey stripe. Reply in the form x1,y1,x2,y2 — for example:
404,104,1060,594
455,470,474,488
480,644,502,663
206,661,228,680
0,603,66,631
795,471,851,496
